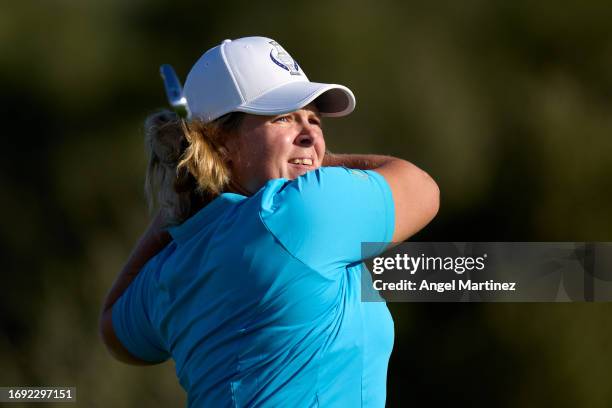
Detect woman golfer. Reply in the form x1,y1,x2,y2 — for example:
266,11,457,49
100,36,439,407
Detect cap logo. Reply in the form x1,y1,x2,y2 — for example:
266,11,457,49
269,41,301,76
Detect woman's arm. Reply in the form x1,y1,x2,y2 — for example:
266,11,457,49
322,152,395,170
98,211,171,365
323,153,440,242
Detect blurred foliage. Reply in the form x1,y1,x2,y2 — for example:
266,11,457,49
1,0,612,406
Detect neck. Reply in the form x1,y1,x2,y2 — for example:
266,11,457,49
225,178,252,196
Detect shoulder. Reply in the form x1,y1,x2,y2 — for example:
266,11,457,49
258,166,390,214
256,167,394,267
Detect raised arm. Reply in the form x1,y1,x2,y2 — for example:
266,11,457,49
323,153,439,242
98,211,171,365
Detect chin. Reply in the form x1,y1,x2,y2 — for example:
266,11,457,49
287,164,317,179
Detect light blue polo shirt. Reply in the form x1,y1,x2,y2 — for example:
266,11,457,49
112,166,395,407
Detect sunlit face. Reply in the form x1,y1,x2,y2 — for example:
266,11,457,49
225,104,325,194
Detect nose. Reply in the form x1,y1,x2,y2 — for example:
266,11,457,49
295,131,314,147
294,121,319,148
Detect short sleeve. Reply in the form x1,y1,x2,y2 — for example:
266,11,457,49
112,260,170,363
259,167,395,270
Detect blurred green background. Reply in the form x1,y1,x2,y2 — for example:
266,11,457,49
2,0,612,406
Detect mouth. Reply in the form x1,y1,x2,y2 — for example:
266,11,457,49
287,157,316,176
288,157,314,166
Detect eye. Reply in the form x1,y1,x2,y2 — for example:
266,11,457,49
309,117,322,128
273,115,291,123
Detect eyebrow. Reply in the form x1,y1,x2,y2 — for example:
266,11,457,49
303,108,321,119
273,109,322,123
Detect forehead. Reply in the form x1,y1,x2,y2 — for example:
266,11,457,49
301,103,320,116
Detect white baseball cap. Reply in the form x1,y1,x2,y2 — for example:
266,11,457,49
183,36,356,122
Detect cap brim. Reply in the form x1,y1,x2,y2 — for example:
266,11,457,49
237,81,356,117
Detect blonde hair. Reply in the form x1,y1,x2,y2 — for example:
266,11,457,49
144,110,244,226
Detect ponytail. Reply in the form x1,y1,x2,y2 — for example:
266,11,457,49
144,110,243,226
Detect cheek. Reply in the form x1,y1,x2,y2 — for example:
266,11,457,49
230,127,295,181
261,132,292,161
236,132,285,178
316,135,326,163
